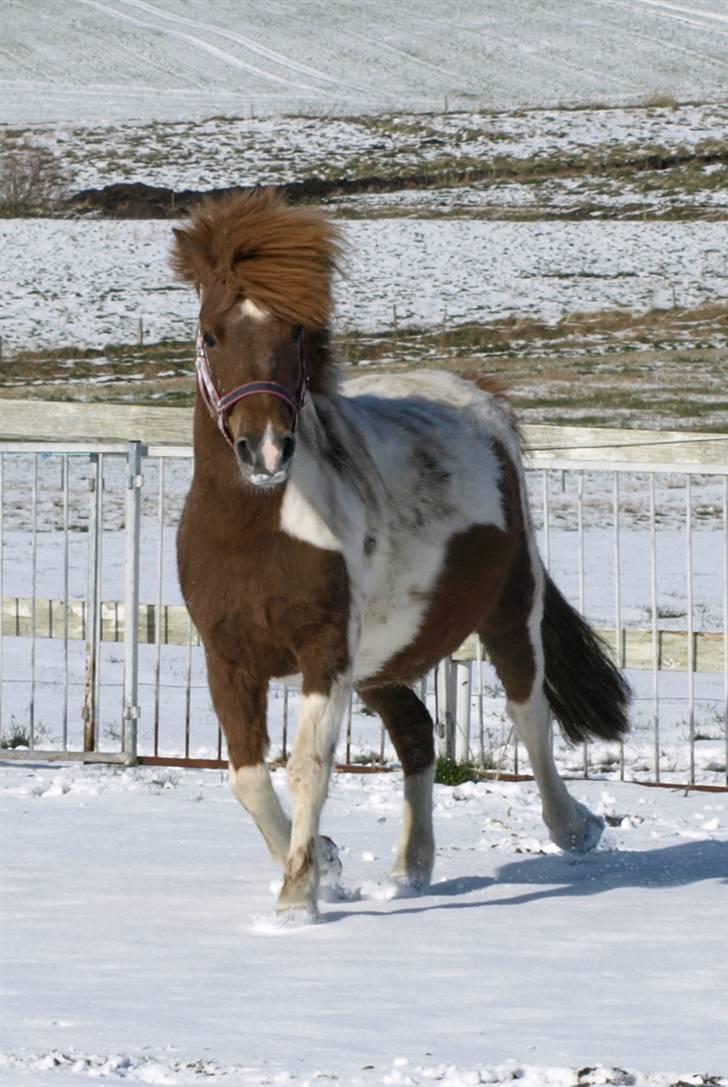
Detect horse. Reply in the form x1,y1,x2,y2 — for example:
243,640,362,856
172,188,630,920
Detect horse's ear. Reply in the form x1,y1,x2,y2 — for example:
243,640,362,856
170,226,212,288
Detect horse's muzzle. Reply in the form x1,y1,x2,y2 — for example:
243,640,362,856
235,430,295,488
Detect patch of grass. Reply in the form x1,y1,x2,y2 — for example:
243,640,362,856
0,720,31,749
435,756,481,786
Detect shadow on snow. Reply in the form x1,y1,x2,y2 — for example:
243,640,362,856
324,839,728,923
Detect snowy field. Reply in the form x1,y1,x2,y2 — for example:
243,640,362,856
2,763,728,1084
2,0,728,125
2,218,727,352
10,102,726,195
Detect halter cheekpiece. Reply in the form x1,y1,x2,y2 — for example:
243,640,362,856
195,326,308,448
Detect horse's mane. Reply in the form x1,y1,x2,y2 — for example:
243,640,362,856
171,188,343,330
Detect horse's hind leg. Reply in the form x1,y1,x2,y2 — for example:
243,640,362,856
359,685,436,887
479,565,603,853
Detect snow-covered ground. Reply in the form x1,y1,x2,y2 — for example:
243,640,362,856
9,103,726,195
2,1,727,124
2,763,727,1084
2,218,727,352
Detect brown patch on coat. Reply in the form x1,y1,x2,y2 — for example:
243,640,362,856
171,188,342,329
361,438,536,702
359,685,435,776
177,406,350,770
459,370,511,399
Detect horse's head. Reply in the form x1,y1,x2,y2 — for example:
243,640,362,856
172,189,341,489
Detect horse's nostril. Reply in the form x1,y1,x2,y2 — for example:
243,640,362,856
280,436,296,466
235,437,254,468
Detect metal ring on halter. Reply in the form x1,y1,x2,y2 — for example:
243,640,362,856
194,326,308,448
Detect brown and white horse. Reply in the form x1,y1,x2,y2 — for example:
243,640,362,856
172,189,630,920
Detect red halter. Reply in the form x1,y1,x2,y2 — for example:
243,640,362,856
195,327,308,448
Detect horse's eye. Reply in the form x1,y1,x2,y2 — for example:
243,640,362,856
202,332,216,348
292,324,303,343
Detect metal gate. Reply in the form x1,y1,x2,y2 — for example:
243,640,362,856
1,435,727,787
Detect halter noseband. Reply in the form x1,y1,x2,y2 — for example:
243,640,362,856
195,326,308,448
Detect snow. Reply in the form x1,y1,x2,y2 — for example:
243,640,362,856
2,219,727,352
2,763,727,1084
2,1,727,123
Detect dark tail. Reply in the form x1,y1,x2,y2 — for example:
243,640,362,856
542,572,631,745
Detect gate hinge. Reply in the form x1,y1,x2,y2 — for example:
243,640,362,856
124,704,141,721
128,473,143,490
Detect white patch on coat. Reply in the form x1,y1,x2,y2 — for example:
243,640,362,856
280,481,342,552
228,762,291,864
260,421,280,474
240,298,270,321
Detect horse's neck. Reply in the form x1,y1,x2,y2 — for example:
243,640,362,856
190,399,283,525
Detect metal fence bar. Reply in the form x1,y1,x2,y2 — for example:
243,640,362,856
62,455,70,750
476,635,485,766
686,474,695,785
184,614,193,760
153,458,165,756
83,455,101,752
577,471,587,777
724,475,728,788
0,453,4,737
649,473,660,783
29,455,38,746
122,442,143,763
541,469,550,569
613,471,624,781
94,454,105,735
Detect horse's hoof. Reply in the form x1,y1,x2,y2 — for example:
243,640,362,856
276,880,319,918
550,803,604,853
271,905,319,927
317,834,343,883
390,872,430,896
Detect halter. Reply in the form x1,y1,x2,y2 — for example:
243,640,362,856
195,326,308,448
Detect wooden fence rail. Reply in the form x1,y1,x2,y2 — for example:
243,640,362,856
3,596,724,674
1,399,727,470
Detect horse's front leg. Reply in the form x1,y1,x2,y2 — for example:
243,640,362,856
278,668,352,916
206,652,291,864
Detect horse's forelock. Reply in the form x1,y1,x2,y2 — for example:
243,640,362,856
173,189,342,329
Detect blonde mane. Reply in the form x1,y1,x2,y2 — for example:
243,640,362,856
171,188,343,329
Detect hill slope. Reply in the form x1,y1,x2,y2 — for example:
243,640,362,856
2,0,727,123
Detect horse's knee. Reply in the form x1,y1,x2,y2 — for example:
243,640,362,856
359,684,435,776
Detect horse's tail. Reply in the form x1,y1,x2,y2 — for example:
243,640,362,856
541,571,631,744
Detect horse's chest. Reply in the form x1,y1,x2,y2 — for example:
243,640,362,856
179,513,350,673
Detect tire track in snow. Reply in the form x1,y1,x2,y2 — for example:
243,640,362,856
115,0,372,98
362,0,635,92
75,0,341,96
637,0,728,29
